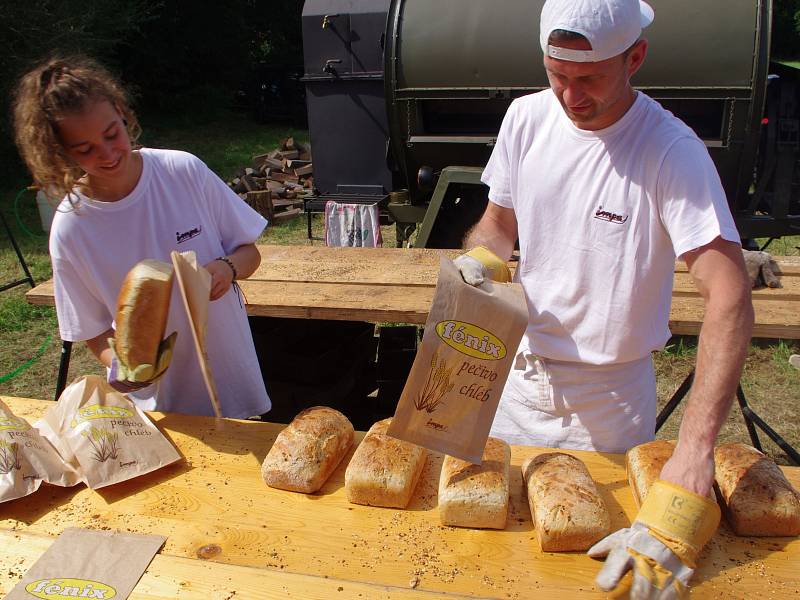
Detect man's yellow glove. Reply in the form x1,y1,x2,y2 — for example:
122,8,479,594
453,246,512,286
588,480,720,599
107,332,177,393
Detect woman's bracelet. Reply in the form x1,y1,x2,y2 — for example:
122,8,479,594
215,256,238,280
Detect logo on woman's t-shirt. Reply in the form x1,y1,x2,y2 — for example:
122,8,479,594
176,226,202,243
593,206,628,225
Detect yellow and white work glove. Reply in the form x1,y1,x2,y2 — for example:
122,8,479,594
741,249,780,288
453,246,512,286
106,332,177,393
588,480,720,600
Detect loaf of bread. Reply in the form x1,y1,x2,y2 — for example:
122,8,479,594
344,418,427,508
522,452,611,551
114,259,173,372
261,406,354,493
438,437,510,529
627,440,676,508
714,443,800,536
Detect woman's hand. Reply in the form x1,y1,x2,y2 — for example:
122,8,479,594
205,258,235,301
203,245,260,301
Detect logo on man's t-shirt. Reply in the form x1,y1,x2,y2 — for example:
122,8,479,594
176,226,202,243
593,206,628,225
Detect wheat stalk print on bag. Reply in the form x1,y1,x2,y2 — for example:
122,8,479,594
0,439,21,474
82,427,120,463
414,351,455,413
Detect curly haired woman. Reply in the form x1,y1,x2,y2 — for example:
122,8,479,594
12,55,271,418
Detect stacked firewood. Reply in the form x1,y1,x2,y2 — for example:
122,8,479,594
227,137,313,222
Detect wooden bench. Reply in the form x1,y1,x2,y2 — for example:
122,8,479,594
26,246,800,336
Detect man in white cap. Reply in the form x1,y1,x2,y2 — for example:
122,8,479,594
455,0,753,597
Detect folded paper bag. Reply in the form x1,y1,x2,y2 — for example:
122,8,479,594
35,375,181,490
1,399,78,503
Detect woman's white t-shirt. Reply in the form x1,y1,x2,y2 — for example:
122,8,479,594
50,148,270,419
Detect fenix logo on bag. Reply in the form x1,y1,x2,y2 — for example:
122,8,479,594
436,321,506,360
25,579,117,599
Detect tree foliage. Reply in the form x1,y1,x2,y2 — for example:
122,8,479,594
0,0,158,181
773,0,800,58
0,0,302,181
2,0,798,182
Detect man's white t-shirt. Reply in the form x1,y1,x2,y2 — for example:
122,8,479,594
481,90,739,451
482,90,739,365
50,148,271,419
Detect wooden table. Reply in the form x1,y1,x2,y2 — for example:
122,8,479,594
25,245,800,337
2,397,799,599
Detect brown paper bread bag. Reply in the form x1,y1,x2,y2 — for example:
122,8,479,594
388,258,528,464
1,400,78,503
35,375,181,489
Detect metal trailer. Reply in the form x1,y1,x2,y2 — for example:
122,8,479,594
301,0,799,248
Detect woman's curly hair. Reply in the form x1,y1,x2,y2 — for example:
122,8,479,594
11,55,141,201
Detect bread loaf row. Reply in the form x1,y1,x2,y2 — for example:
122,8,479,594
260,410,610,550
627,440,800,537
260,412,799,545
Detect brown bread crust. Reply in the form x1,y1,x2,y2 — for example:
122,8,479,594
115,259,173,369
261,406,354,494
714,443,800,536
438,437,511,529
522,452,610,551
344,418,427,508
626,440,676,508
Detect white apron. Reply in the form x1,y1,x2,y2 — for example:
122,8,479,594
489,351,656,453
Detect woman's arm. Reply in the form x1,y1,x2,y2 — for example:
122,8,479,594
205,243,261,301
85,328,115,368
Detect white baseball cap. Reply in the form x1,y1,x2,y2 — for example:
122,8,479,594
540,0,654,63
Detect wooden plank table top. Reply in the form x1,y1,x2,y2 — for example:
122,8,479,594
2,397,799,599
25,246,800,338
0,530,485,600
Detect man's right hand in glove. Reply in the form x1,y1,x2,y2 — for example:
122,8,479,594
454,246,512,286
588,480,720,599
106,332,177,393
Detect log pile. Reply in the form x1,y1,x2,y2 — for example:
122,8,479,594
227,137,313,222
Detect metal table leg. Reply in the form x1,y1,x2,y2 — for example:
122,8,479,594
657,368,800,466
655,371,694,432
55,340,72,400
736,384,800,465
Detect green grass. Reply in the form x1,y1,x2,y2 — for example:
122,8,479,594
757,235,800,255
662,336,697,358
141,109,308,180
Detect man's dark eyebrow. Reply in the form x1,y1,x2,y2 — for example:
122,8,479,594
67,121,118,148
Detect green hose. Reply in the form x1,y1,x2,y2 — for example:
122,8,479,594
0,334,53,384
13,186,45,238
2,187,51,384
